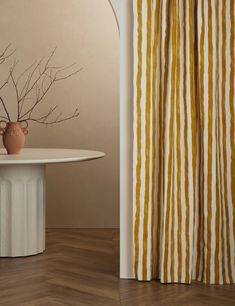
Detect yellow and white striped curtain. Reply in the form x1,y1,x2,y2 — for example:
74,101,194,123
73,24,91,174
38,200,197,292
133,0,234,284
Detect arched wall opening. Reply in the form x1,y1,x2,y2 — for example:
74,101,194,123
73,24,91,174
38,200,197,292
0,0,120,228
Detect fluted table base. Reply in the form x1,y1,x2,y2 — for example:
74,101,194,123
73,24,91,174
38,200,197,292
0,165,45,257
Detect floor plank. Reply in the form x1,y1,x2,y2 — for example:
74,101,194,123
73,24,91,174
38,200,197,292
0,229,234,305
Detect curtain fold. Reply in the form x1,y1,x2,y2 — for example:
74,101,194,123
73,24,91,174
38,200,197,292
133,0,235,284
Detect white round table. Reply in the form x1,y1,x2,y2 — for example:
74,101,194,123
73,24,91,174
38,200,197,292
0,148,105,257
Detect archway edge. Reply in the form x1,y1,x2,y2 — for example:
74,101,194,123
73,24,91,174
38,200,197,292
109,0,120,30
109,0,134,279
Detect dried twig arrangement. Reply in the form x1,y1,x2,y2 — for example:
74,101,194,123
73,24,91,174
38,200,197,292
0,46,81,125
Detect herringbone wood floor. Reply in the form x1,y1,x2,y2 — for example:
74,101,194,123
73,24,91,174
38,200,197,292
0,229,234,306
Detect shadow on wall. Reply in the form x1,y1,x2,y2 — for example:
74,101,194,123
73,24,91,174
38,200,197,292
0,0,120,228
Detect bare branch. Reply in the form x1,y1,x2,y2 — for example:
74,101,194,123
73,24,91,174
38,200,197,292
55,67,83,82
0,115,9,120
19,73,33,115
18,56,45,102
9,61,21,119
0,96,10,121
47,65,64,70
18,50,57,103
0,45,11,58
0,56,17,122
19,66,82,120
40,105,58,122
0,46,16,91
20,77,55,119
24,105,58,123
35,83,40,100
0,44,16,65
21,108,79,125
0,72,11,91
18,56,46,116
41,74,49,93
44,47,57,67
55,63,76,74
16,60,37,85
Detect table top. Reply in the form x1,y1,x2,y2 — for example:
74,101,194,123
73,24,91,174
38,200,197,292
0,148,105,165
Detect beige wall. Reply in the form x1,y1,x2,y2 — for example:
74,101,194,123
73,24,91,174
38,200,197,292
0,0,119,228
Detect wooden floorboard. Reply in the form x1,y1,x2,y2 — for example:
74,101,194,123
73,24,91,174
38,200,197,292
0,229,234,305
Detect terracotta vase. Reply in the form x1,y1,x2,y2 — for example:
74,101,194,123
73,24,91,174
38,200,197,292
0,121,28,154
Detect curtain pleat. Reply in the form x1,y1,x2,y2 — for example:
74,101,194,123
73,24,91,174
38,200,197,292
133,0,235,284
